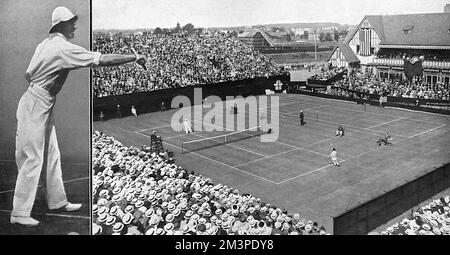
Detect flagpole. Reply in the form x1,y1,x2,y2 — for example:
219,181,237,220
314,29,317,60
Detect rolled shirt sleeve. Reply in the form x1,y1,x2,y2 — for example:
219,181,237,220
57,44,101,70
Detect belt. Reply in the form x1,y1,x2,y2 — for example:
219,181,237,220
27,85,56,104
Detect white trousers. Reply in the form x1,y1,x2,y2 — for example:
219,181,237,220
184,124,192,134
12,88,67,217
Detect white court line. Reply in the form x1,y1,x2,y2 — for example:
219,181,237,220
164,133,190,140
134,124,173,133
365,118,406,129
193,119,332,158
407,124,447,139
276,139,397,184
134,131,278,184
283,106,382,125
276,122,448,184
280,106,324,115
233,136,338,168
275,163,337,185
0,209,90,220
385,106,450,117
0,177,89,195
298,94,448,125
188,124,267,158
279,111,408,138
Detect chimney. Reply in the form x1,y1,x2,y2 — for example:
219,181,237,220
445,4,450,13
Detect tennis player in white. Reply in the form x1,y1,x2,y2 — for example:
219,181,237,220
330,146,340,167
131,105,138,117
12,7,146,227
184,118,193,134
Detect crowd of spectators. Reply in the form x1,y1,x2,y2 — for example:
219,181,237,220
379,195,450,235
308,66,347,81
332,72,450,100
92,131,328,235
93,32,288,98
376,49,450,62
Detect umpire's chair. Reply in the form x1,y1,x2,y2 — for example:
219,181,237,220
150,132,164,153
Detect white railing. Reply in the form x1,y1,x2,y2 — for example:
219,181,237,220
373,58,403,66
373,58,450,68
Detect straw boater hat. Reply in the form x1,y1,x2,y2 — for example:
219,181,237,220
124,205,134,214
92,223,103,235
135,200,144,208
184,210,193,219
122,213,134,225
145,208,154,217
165,213,175,223
98,206,108,216
97,198,108,207
145,228,155,235
97,212,108,223
172,208,181,217
274,222,282,229
113,222,124,233
109,206,119,216
164,223,175,232
93,204,99,214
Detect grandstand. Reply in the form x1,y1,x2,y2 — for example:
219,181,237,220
327,11,450,85
93,32,288,98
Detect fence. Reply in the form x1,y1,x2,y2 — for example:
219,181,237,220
332,163,450,235
288,86,450,114
93,75,290,121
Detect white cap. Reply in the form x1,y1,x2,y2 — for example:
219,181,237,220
50,7,77,33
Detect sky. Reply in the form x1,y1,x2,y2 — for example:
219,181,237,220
93,0,449,29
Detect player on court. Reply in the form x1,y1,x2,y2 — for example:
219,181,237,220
299,110,305,126
131,105,138,117
259,107,266,120
183,118,193,134
330,146,340,167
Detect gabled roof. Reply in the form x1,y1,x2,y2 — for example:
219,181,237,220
238,30,274,46
329,43,360,64
380,13,450,46
346,13,450,47
238,31,259,38
266,31,289,38
256,30,275,46
345,15,385,43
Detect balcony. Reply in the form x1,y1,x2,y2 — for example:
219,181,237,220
373,58,450,69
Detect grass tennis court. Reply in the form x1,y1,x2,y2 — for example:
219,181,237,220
0,161,89,235
94,94,450,233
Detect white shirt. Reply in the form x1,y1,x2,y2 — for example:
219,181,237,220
26,33,101,97
330,151,337,160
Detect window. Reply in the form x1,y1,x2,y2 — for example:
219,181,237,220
402,25,414,34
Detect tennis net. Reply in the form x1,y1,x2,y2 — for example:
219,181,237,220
181,126,263,153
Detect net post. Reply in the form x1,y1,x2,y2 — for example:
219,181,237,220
316,112,318,122
181,141,184,154
364,104,366,112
